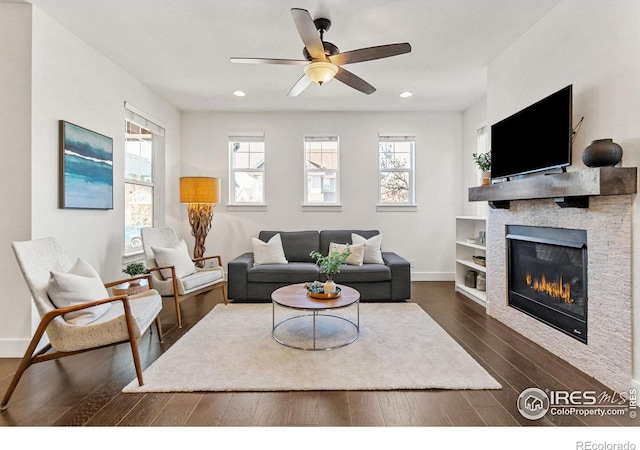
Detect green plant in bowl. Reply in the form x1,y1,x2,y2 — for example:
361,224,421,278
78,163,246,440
123,262,146,277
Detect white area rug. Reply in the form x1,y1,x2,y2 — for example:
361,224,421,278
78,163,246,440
123,303,501,392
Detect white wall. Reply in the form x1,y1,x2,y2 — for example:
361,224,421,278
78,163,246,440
461,97,488,217
180,111,463,280
0,5,182,357
31,8,183,278
0,4,33,356
486,0,640,388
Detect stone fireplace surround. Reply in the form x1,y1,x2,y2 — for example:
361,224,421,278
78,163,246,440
486,195,632,393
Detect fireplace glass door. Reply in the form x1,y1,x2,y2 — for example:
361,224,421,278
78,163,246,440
507,225,587,343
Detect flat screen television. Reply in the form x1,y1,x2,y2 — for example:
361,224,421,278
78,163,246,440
490,85,572,180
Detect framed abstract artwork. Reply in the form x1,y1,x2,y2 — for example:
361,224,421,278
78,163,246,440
59,120,113,209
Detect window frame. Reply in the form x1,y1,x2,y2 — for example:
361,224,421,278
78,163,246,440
123,119,155,256
378,134,416,206
303,135,340,206
228,133,266,206
123,103,165,259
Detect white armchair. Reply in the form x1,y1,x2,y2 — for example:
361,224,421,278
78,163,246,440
141,227,226,328
2,237,163,410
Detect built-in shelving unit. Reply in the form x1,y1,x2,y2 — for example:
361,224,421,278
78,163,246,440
455,216,487,307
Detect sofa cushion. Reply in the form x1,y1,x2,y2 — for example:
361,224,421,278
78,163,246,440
247,262,319,283
320,230,379,255
180,267,224,293
352,233,385,264
329,242,365,266
331,263,391,283
259,230,319,263
252,233,288,266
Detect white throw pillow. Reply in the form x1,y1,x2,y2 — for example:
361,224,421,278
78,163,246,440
252,233,288,266
152,239,197,279
329,242,365,266
352,233,385,264
47,258,112,325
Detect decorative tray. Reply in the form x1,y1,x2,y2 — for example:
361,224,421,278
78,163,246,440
305,283,341,300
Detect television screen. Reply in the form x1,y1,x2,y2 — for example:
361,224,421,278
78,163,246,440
490,85,572,180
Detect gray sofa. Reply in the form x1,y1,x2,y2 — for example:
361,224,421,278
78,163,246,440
227,230,411,302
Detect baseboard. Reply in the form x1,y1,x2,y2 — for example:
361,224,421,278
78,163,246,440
411,271,455,282
0,338,31,358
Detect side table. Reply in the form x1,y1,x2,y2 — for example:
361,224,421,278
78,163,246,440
111,278,149,296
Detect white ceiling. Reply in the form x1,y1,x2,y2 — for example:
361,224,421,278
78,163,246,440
21,0,562,112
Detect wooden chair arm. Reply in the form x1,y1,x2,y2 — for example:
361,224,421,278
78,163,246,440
146,265,174,273
145,265,177,280
46,294,130,319
193,255,223,266
104,273,153,288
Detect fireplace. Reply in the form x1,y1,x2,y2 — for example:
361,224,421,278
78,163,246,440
506,225,588,343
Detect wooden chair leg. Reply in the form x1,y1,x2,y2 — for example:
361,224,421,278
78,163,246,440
222,283,228,305
155,316,163,343
129,338,144,386
122,300,144,386
2,354,34,411
170,277,183,328
174,294,183,328
1,322,51,410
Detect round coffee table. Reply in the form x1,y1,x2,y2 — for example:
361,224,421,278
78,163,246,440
271,283,360,351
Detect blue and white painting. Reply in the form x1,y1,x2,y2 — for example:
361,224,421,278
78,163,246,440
61,121,113,209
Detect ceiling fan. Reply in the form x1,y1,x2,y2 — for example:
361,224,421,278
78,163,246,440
230,8,412,97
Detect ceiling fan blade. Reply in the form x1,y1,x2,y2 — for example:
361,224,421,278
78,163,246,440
329,43,412,65
230,57,308,65
291,8,326,61
288,74,313,97
334,67,376,95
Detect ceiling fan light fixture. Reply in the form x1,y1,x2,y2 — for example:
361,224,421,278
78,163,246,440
304,61,338,85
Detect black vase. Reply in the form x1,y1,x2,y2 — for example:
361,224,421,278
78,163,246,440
582,139,623,167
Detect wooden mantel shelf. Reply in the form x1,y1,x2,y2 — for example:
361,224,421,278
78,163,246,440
469,167,637,209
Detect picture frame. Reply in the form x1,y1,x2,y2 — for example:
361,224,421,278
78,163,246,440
59,120,113,209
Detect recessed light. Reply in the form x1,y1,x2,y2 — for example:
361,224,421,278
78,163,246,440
400,91,413,98
233,90,246,97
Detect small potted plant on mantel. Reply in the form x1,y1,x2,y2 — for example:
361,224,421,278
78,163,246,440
122,262,146,284
473,151,491,186
309,248,351,295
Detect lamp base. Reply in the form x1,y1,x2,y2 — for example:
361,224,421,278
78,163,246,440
187,203,214,265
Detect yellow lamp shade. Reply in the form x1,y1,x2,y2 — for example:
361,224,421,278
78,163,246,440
180,177,220,204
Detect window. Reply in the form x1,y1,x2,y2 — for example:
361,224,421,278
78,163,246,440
229,134,265,205
304,136,339,205
378,135,415,205
124,105,164,255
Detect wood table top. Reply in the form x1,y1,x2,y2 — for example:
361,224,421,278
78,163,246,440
271,283,360,310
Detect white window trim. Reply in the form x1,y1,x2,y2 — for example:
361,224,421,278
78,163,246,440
303,135,341,207
123,106,164,259
228,132,266,207
378,134,416,207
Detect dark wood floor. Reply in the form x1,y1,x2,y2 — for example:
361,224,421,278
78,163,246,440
0,281,635,427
